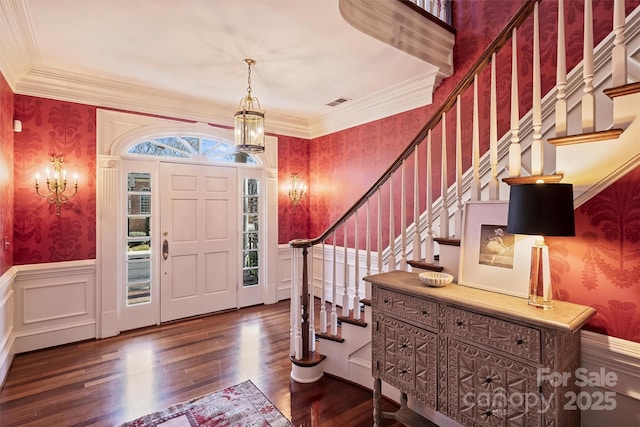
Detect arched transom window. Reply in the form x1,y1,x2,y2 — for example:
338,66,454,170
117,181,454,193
128,136,258,164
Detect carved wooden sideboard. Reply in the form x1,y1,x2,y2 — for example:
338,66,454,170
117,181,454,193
365,270,596,427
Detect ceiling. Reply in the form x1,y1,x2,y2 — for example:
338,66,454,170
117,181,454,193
0,0,449,138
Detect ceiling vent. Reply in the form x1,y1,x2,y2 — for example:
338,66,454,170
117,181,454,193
326,97,351,107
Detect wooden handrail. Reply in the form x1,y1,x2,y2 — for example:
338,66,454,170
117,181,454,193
290,0,539,249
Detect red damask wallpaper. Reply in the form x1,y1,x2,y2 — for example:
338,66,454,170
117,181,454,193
0,73,14,276
277,135,311,243
13,96,96,264
549,166,640,342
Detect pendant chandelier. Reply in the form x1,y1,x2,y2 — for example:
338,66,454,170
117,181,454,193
234,58,266,153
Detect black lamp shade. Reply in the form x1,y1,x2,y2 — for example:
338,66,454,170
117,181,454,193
506,183,575,237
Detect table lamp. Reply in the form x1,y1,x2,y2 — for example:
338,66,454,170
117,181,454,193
506,183,575,309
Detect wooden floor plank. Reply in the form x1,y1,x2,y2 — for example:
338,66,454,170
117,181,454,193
0,300,402,426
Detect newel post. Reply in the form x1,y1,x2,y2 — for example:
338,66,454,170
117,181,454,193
289,238,325,383
289,238,312,359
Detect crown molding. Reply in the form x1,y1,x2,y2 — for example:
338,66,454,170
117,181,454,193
308,69,439,138
0,0,39,88
10,62,441,140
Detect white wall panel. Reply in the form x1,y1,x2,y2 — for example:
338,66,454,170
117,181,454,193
12,260,96,354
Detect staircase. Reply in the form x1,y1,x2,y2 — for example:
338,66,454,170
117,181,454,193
289,0,640,400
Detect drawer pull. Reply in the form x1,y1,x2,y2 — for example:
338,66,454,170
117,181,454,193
383,298,390,304
455,320,464,327
516,338,525,345
421,309,429,315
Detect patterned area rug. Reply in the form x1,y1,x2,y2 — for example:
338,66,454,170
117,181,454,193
119,380,293,427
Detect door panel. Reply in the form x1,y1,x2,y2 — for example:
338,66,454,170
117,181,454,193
205,252,228,293
160,163,237,322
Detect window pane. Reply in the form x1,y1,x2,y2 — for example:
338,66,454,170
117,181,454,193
127,258,151,282
244,196,258,213
244,215,258,232
127,282,151,305
243,250,259,269
128,217,150,237
246,179,259,195
243,268,259,286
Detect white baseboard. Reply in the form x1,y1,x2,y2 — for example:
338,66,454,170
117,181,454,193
13,320,96,353
580,330,640,400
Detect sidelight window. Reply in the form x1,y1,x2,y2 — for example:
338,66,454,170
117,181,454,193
126,173,152,305
242,178,260,286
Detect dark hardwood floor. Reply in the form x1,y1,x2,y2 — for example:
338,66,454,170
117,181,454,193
0,300,401,426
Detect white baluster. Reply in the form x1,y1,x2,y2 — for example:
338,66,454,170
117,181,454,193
454,96,463,238
377,189,383,273
489,54,499,200
556,0,567,138
389,179,396,271
343,223,350,317
531,2,543,176
308,245,315,353
440,112,450,238
471,74,481,201
413,145,421,262
320,241,326,334
509,28,522,177
612,0,627,87
353,210,360,319
366,198,371,277
425,130,435,263
331,232,338,336
400,161,408,270
582,0,595,133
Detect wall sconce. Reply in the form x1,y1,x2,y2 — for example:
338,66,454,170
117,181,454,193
35,156,78,216
288,173,307,207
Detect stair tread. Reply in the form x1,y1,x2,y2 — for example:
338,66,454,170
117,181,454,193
316,332,345,343
290,351,326,367
502,174,564,185
433,237,460,247
407,259,444,272
604,81,640,99
337,315,367,328
548,128,624,146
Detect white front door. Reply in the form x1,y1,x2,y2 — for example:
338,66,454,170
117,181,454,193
160,163,237,322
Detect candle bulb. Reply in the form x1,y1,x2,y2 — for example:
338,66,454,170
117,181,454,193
74,174,78,185
35,174,39,186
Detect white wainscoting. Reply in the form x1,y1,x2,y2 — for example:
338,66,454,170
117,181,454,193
277,244,293,302
0,267,16,388
12,260,96,354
